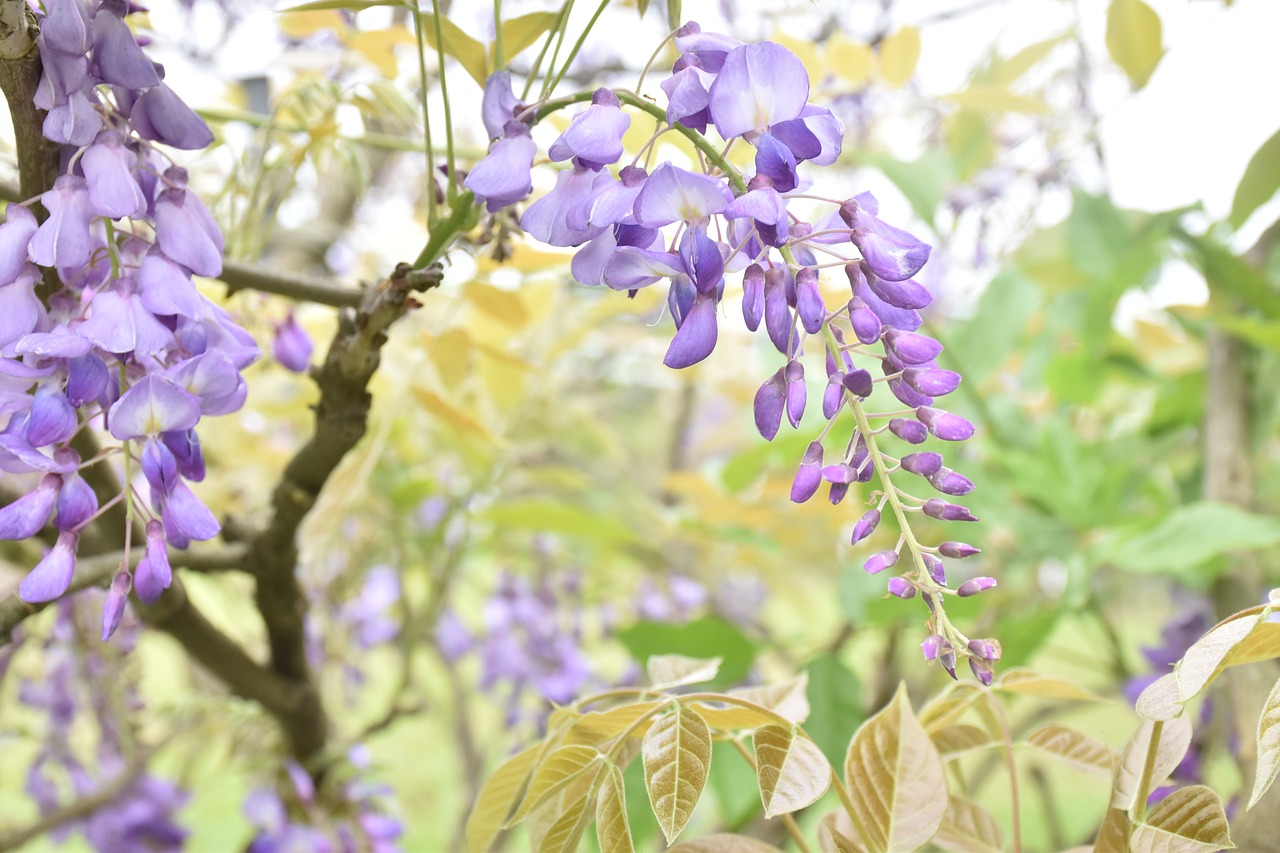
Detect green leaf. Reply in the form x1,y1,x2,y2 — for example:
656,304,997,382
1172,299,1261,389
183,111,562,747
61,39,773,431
466,744,540,852
642,705,713,844
1129,785,1234,852
804,654,862,767
994,669,1101,702
1174,228,1280,318
666,0,682,31
858,151,952,227
843,683,948,853
498,11,559,62
1111,716,1194,811
647,655,722,691
931,796,1003,852
1025,725,1115,776
538,792,595,853
419,12,489,87
617,618,756,690
708,740,762,830
1248,673,1280,809
929,724,993,759
596,763,635,853
1231,128,1280,229
1105,0,1163,89
751,725,831,817
509,745,602,825
1107,502,1280,577
482,499,638,546
944,266,1042,385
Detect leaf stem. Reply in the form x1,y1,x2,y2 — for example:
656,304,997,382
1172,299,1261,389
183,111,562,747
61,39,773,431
491,0,504,69
428,0,458,205
411,10,437,227
547,0,611,95
1131,719,1164,825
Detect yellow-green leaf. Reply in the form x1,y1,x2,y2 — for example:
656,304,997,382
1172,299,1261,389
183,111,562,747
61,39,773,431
420,13,489,87
1223,621,1280,668
730,674,810,723
692,700,781,732
1176,609,1266,703
1111,716,1193,811
498,11,558,62
930,724,993,758
466,282,530,327
1248,672,1280,809
281,0,403,10
931,796,1003,853
508,745,602,825
669,835,787,852
537,793,595,853
642,705,713,843
843,683,948,853
995,668,1102,702
466,744,540,852
942,85,1049,115
1025,725,1114,777
1129,785,1234,852
647,654,722,690
1135,673,1184,722
752,725,831,817
877,26,920,87
1093,808,1131,853
817,810,867,853
565,702,664,746
1231,128,1280,229
1105,0,1163,89
596,763,634,853
918,682,983,733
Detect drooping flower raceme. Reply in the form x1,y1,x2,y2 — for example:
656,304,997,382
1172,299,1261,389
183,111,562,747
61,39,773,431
466,22,996,678
0,0,257,635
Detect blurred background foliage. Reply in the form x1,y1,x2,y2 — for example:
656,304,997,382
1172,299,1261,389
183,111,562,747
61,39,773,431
2,0,1279,850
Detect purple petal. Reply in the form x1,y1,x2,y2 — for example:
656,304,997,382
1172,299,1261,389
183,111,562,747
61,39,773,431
632,163,730,228
101,571,131,640
742,263,764,331
29,176,95,268
107,374,201,440
888,417,928,444
161,480,219,542
708,42,809,138
0,473,60,539
0,205,38,285
785,359,805,426
547,89,629,169
790,440,824,503
481,70,521,139
795,267,824,334
91,2,161,89
18,531,78,603
130,82,215,150
602,246,681,291
25,385,77,447
851,509,880,544
55,472,97,531
663,297,718,368
753,368,786,440
464,125,536,213
81,131,146,218
155,188,222,277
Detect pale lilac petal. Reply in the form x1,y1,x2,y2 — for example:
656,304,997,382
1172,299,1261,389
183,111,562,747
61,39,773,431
0,474,60,539
547,89,629,168
55,472,97,530
165,351,245,415
162,480,219,542
771,106,845,165
464,125,536,213
91,1,161,89
632,163,730,228
0,274,44,348
138,249,206,318
709,42,810,139
81,131,146,218
25,385,76,447
18,531,78,603
519,166,611,247
43,88,102,147
0,206,39,285
29,176,95,268
481,70,521,139
101,571,131,640
107,374,201,440
602,246,681,291
663,297,717,368
155,188,222,277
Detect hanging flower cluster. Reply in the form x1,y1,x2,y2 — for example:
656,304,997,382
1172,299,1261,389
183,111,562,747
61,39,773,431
465,22,997,679
0,0,256,637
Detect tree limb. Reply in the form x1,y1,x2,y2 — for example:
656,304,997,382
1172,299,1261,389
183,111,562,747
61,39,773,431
219,258,363,309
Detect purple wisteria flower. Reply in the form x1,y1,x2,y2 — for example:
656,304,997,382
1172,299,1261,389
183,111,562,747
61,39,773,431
464,21,991,679
0,0,259,629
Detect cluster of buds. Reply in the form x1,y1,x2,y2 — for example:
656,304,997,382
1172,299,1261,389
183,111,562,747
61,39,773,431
0,0,256,637
465,22,998,679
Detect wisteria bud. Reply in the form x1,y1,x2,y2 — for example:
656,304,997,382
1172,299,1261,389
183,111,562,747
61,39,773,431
916,407,975,441
889,377,932,408
923,553,946,586
901,451,943,477
863,550,898,575
938,541,981,559
796,267,824,334
823,376,845,419
883,329,943,365
790,441,824,503
753,368,786,440
928,467,975,496
956,577,997,597
867,275,933,311
887,577,916,599
822,463,857,484
785,359,806,427
851,509,880,545
846,296,882,345
969,657,994,686
921,633,944,661
939,638,957,679
742,263,764,331
842,368,873,398
967,638,1002,662
888,417,928,444
828,481,849,505
902,367,961,397
101,570,132,641
923,498,978,522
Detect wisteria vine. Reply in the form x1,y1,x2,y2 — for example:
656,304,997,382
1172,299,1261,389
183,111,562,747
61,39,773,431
465,22,1000,680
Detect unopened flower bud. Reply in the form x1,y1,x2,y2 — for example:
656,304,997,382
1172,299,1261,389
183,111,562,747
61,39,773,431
916,407,975,441
796,267,824,334
101,570,131,641
842,368,873,398
956,577,997,597
785,359,805,427
888,417,928,444
901,451,943,477
923,498,978,522
790,441,824,503
887,577,916,599
851,509,880,544
928,467,975,496
969,657,994,686
754,368,786,440
884,329,943,365
863,550,898,575
921,634,944,661
923,553,946,585
938,541,980,559
902,367,961,397
742,263,764,331
823,376,845,418
828,481,848,505
846,296,882,344
967,638,1002,662
939,638,957,679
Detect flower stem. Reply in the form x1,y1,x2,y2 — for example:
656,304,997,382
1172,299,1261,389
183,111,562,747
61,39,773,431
428,0,458,205
411,11,437,228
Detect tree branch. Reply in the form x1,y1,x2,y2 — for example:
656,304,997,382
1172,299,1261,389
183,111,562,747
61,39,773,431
0,754,150,852
0,0,57,207
219,258,363,309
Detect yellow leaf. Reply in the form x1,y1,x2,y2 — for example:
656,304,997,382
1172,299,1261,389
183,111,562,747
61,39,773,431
423,327,472,390
647,655,721,690
498,11,560,63
1248,672,1280,809
1106,0,1163,89
596,763,635,853
1223,620,1280,668
565,702,665,746
877,27,920,87
412,387,494,441
931,796,1003,853
752,725,831,817
670,835,787,852
690,700,782,732
537,792,595,853
508,745,602,825
1025,725,1115,777
1135,673,1184,722
1129,785,1234,852
995,668,1102,702
1111,716,1193,811
930,723,992,758
420,13,489,87
918,682,984,732
278,9,345,39
1176,608,1266,703
729,674,810,724
466,282,530,328
642,705,713,844
345,26,414,76
843,683,948,852
466,744,540,852
817,810,866,853
828,36,874,87
1093,808,1131,853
